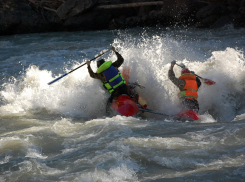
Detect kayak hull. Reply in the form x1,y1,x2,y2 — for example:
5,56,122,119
111,95,139,117
177,110,199,120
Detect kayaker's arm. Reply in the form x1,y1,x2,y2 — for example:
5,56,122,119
86,62,103,80
112,50,124,68
168,69,185,90
196,77,202,88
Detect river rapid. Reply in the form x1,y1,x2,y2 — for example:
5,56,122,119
1,26,245,182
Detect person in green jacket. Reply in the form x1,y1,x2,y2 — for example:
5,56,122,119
86,47,133,104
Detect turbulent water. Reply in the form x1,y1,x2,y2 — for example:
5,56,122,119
1,26,245,182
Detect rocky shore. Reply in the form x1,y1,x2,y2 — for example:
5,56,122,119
0,0,244,36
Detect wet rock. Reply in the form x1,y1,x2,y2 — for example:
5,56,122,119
1,0,245,36
108,18,125,29
125,16,141,27
228,0,241,6
239,6,245,14
138,6,155,17
148,10,165,25
64,10,111,30
57,0,97,20
161,0,191,21
196,4,227,19
228,6,238,13
0,0,62,35
241,0,245,6
196,15,219,28
196,4,227,28
210,16,233,28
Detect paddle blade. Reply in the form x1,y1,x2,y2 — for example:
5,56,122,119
203,78,216,85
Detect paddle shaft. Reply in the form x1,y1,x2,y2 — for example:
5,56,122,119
175,63,215,85
139,108,169,116
175,63,203,79
48,49,111,85
67,49,111,74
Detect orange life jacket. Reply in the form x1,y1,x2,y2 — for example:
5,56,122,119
178,73,198,100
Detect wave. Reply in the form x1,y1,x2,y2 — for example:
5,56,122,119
0,29,245,122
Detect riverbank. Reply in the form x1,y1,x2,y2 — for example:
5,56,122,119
0,0,245,36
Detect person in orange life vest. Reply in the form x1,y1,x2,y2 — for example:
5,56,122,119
168,60,201,112
86,46,133,104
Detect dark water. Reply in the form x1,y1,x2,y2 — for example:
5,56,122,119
1,26,245,181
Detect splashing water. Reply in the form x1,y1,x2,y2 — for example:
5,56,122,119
1,28,244,122
1,27,245,182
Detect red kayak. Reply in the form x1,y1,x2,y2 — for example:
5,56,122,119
111,95,139,117
177,110,199,120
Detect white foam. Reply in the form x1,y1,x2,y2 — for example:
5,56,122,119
73,162,139,182
197,113,217,123
1,32,245,122
25,146,47,160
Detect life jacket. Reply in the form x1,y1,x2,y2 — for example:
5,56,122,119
178,73,198,100
97,61,126,93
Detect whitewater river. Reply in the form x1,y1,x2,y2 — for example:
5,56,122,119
1,26,245,181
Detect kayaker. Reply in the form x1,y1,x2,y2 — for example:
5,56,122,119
86,46,133,104
168,60,201,112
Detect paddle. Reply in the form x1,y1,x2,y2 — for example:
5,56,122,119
48,49,111,85
138,108,169,116
176,63,216,85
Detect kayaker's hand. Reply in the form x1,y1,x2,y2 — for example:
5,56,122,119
86,61,91,66
111,46,117,53
171,60,176,66
191,71,195,74
170,60,176,69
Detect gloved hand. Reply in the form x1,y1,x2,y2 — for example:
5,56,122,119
86,61,91,66
171,60,176,66
111,46,117,52
191,71,195,74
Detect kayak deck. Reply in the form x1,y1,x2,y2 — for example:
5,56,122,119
110,95,199,121
110,95,139,116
